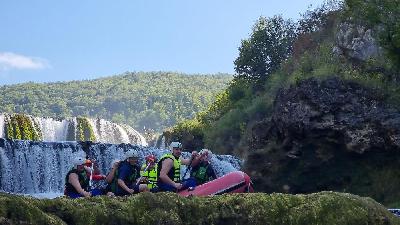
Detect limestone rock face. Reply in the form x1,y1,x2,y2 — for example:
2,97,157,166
333,22,382,62
246,78,400,205
271,77,400,153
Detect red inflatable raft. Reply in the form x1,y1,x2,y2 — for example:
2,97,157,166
178,171,254,197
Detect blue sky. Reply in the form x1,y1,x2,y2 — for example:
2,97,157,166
0,0,325,85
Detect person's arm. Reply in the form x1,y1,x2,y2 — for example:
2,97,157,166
117,179,134,194
117,164,135,194
181,151,199,166
105,161,119,183
68,173,91,197
159,158,182,189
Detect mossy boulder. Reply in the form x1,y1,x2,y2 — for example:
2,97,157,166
0,191,398,225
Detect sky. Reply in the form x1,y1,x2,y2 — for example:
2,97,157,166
0,0,326,85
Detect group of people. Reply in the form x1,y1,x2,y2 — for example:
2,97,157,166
64,141,217,198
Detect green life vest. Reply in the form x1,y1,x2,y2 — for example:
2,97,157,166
140,163,158,189
157,153,181,182
65,168,89,195
191,163,211,185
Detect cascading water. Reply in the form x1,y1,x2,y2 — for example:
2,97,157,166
0,114,4,138
0,113,148,146
33,117,70,142
0,138,241,197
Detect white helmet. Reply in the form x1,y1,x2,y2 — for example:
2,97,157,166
125,149,139,160
199,149,212,161
73,157,86,167
170,142,182,149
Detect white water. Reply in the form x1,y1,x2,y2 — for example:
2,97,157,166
0,114,4,138
34,117,70,142
0,113,147,145
0,139,241,199
122,124,148,146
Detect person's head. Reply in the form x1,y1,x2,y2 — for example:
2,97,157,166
170,142,183,157
199,149,212,162
145,154,157,165
73,157,86,170
125,149,139,165
85,159,92,167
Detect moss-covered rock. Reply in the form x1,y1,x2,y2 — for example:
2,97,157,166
0,192,398,225
4,114,42,141
76,117,96,142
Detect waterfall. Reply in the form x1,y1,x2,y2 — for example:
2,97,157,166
0,114,4,138
0,138,241,196
33,117,70,142
0,113,147,146
121,124,148,146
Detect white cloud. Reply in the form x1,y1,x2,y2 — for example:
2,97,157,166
0,52,50,70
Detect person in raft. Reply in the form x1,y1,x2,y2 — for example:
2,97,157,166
140,154,159,192
109,149,149,196
64,157,103,198
190,149,217,185
157,141,199,192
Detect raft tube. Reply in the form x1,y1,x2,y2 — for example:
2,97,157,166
178,171,254,197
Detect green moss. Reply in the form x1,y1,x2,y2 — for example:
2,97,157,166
4,114,42,141
76,117,96,142
0,192,398,225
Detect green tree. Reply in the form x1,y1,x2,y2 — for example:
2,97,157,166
234,16,297,85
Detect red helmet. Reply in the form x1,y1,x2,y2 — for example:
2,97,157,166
145,155,156,163
85,159,92,166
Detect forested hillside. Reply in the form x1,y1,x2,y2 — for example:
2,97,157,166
0,72,231,132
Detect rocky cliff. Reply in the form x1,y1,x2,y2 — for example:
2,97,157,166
246,77,400,206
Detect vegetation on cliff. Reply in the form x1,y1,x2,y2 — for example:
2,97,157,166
165,0,400,206
0,192,398,225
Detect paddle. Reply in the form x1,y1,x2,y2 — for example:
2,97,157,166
182,157,193,180
182,151,200,179
89,160,95,190
135,161,152,186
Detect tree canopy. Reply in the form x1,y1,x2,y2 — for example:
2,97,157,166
0,72,232,132
234,16,297,85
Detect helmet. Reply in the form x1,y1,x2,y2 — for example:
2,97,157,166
170,142,182,149
125,149,139,160
145,154,156,163
85,159,92,166
199,149,212,161
73,157,86,167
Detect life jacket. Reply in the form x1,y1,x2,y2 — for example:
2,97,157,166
191,163,211,185
64,168,89,195
109,160,140,194
140,163,158,189
157,153,181,183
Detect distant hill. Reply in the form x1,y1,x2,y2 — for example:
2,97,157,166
0,71,232,132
